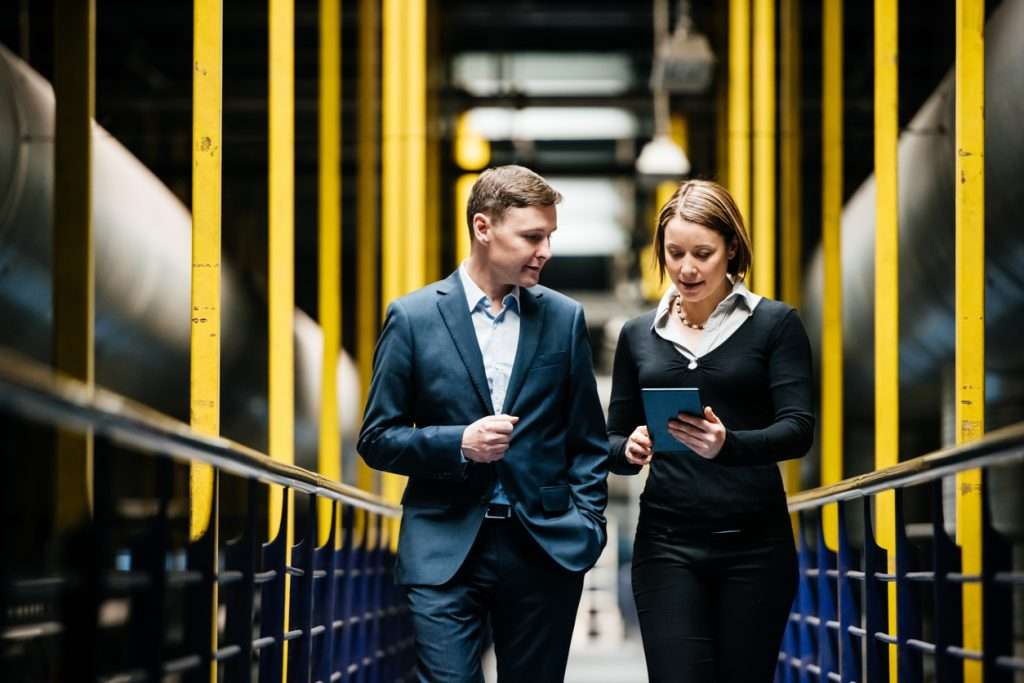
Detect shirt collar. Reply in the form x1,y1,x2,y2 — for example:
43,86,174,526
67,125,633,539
651,277,761,330
459,262,520,313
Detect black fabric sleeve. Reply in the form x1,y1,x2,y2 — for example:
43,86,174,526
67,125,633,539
607,323,645,476
717,308,815,466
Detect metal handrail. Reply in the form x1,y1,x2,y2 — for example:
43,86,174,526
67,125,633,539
0,348,400,517
787,421,1024,512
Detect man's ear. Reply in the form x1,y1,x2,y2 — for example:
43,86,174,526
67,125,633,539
472,212,491,245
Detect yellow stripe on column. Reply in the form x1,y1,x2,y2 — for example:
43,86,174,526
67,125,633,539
955,1,985,680
53,0,95,533
268,0,295,671
380,0,413,547
752,0,775,298
780,0,803,310
874,0,899,679
780,0,804,518
728,0,751,225
318,0,342,547
190,1,223,677
821,0,844,552
455,173,479,266
356,0,380,498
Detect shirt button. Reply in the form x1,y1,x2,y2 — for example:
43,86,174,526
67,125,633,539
688,360,698,370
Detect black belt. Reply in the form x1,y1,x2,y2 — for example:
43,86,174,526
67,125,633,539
484,503,512,520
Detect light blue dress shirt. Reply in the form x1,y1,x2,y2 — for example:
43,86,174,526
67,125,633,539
458,263,520,506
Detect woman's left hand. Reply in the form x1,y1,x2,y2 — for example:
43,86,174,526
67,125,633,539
667,406,727,460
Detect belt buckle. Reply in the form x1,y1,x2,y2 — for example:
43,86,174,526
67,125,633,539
484,503,512,520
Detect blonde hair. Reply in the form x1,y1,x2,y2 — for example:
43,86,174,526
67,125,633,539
466,165,562,238
653,179,752,280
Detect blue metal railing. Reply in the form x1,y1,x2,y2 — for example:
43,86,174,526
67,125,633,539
777,424,1024,683
0,351,413,682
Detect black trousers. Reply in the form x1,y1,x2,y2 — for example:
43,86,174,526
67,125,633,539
631,516,798,683
404,518,585,683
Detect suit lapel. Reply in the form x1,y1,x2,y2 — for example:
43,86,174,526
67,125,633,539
502,287,544,415
436,272,495,415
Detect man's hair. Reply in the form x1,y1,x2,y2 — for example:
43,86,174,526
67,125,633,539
466,165,562,238
653,179,753,281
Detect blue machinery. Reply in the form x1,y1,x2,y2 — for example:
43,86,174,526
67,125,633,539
0,351,412,682
777,427,1024,682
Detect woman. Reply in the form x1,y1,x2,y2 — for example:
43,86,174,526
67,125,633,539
608,179,814,682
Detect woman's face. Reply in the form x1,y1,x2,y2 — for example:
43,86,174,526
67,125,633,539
663,216,735,305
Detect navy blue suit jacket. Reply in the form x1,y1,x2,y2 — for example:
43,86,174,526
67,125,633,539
357,271,609,586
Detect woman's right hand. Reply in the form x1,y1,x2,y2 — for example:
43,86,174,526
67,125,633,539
625,425,653,467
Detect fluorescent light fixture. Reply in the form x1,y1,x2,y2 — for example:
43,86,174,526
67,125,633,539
465,107,638,141
546,178,631,256
636,134,690,179
453,52,634,97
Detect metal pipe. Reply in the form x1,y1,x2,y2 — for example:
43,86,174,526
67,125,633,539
727,0,750,222
0,45,359,479
752,0,775,297
802,0,1024,427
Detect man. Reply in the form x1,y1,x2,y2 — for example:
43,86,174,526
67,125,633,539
358,165,608,682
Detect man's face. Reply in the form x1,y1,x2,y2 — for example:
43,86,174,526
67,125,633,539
477,205,557,288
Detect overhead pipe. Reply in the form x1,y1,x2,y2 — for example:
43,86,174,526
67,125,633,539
802,0,1024,434
0,45,359,473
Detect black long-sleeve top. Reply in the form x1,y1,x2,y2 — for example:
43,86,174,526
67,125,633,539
608,298,815,533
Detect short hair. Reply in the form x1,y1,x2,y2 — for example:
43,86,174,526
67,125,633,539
653,179,753,281
466,165,562,238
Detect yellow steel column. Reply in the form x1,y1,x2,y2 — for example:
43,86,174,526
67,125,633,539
356,0,380,496
424,7,442,283
380,0,413,541
318,0,342,546
643,115,688,302
752,0,775,298
268,0,295,671
190,1,222,678
728,0,751,227
955,1,985,680
821,0,843,551
874,0,899,677
454,174,478,266
403,0,427,294
453,111,490,267
53,0,95,533
780,0,803,509
780,0,802,310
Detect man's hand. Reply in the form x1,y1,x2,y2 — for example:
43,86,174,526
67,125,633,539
461,414,520,463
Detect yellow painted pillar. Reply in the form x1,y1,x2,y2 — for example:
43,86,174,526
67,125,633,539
642,116,688,303
780,0,803,510
821,0,843,551
728,0,751,227
53,0,95,534
402,0,427,295
356,0,380,498
268,0,295,670
453,111,490,267
190,1,223,678
874,0,900,677
780,0,802,311
752,0,775,298
954,1,985,680
318,0,342,547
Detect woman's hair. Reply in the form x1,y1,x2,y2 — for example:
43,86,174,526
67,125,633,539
653,179,753,281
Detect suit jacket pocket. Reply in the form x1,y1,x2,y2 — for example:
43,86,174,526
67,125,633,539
540,484,572,514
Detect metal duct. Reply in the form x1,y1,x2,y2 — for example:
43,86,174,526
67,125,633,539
802,0,1024,441
0,44,359,472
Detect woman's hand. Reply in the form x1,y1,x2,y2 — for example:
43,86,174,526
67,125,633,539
667,406,726,460
625,425,653,467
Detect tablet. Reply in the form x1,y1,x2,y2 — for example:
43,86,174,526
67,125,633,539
641,387,704,454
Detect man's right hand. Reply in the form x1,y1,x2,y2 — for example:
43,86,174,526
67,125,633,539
461,414,520,463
